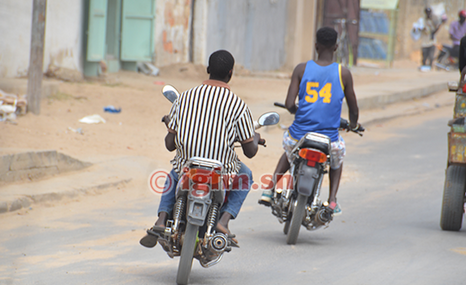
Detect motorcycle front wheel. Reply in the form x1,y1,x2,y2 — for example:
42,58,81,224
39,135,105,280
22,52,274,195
176,222,198,285
286,194,307,245
440,165,466,231
283,219,291,235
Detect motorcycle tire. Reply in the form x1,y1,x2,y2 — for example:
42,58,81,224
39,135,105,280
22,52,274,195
286,194,307,245
283,218,291,235
440,165,466,231
176,222,199,285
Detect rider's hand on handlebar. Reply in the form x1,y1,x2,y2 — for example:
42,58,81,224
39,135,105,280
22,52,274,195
161,115,171,128
348,122,364,136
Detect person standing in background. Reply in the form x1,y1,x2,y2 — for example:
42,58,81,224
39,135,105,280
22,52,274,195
420,7,444,70
449,10,466,59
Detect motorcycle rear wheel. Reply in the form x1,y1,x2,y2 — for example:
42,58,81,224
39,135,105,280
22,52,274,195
286,194,307,245
440,165,466,231
176,222,199,285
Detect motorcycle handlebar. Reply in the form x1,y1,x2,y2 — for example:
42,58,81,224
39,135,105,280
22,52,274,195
274,102,364,136
339,118,365,136
274,102,286,109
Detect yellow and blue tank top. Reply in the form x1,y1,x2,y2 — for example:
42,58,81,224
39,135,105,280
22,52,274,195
288,60,345,142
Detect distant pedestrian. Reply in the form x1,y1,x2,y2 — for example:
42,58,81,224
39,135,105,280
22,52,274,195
449,10,466,58
419,7,443,70
459,35,466,83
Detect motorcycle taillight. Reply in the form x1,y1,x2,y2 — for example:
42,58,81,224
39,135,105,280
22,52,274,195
188,168,221,185
191,183,210,197
298,148,327,163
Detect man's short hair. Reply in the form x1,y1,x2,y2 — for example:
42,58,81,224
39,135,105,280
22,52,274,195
208,50,235,79
316,27,338,48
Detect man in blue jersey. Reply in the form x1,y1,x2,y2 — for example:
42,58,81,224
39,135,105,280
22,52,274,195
259,27,360,215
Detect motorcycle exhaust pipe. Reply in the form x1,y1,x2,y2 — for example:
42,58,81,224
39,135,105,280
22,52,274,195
315,207,333,225
210,233,228,252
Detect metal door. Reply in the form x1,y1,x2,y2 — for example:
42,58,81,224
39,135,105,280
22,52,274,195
86,0,108,62
120,0,155,61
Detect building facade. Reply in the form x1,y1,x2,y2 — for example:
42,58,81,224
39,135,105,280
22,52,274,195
0,0,318,78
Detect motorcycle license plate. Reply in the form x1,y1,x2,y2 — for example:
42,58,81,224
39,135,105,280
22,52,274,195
191,202,204,218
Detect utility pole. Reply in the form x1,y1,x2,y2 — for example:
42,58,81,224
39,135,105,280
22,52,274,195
27,0,47,115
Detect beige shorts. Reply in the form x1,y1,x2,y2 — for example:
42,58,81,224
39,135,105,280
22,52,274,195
282,131,345,169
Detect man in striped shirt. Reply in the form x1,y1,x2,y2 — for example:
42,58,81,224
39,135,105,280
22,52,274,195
140,50,263,248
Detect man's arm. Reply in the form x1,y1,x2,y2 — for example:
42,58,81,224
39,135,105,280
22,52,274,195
460,36,466,74
165,130,176,151
164,98,179,152
240,133,261,158
449,22,456,41
431,20,443,37
285,63,306,114
341,66,359,129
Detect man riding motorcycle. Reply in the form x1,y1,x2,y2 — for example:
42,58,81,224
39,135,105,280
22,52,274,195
140,50,263,248
259,27,360,215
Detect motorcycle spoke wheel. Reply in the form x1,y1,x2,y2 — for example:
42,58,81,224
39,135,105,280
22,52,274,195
286,194,307,245
176,222,198,285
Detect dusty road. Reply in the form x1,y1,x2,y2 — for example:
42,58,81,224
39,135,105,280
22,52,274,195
1,99,465,285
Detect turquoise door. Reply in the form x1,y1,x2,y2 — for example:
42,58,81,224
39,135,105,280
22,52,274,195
120,0,155,62
86,0,108,62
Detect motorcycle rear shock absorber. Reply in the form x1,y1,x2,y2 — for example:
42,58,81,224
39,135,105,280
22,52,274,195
173,196,186,232
206,203,220,237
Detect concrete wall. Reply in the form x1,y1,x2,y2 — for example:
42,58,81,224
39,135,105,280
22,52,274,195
0,0,318,77
396,0,466,61
284,0,317,70
193,0,289,71
0,1,33,77
0,0,84,78
154,0,193,67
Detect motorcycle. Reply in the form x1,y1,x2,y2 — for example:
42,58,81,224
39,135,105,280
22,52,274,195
435,44,459,71
149,85,280,284
270,102,364,245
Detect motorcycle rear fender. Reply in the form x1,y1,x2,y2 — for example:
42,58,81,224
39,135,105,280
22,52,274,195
296,162,320,197
186,196,212,226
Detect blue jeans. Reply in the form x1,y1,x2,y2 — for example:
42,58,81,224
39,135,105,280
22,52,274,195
157,162,253,219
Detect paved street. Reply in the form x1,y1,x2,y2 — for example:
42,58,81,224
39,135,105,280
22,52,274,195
1,98,465,285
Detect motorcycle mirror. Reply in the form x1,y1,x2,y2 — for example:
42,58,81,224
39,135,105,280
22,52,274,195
448,81,459,93
257,112,280,127
162,85,180,103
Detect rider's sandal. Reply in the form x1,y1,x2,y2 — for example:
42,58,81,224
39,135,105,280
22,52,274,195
228,234,240,248
140,233,158,248
140,225,166,248
149,225,166,234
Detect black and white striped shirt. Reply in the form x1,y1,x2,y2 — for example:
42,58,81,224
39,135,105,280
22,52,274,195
167,80,255,175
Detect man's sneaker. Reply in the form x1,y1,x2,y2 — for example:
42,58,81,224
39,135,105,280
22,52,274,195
332,203,342,216
328,201,342,216
258,189,273,207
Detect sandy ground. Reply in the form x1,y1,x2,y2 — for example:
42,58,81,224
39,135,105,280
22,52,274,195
0,60,425,159
0,60,459,285
0,103,454,280
0,60,454,188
